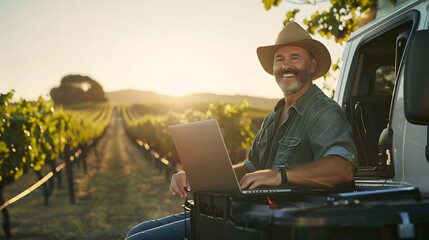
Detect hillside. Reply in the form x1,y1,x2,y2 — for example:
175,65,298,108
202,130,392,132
106,89,279,110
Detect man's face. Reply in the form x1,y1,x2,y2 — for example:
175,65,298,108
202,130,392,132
273,45,317,96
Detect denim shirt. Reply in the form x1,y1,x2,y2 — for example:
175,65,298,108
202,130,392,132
244,84,357,172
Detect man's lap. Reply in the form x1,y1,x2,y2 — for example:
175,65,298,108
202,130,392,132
126,212,190,240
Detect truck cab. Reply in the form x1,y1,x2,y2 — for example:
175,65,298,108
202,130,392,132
333,0,429,195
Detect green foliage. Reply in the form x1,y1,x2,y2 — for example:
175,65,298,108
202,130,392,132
0,91,111,183
3,98,42,179
122,101,255,164
0,92,13,177
263,0,283,10
206,101,254,151
263,0,396,44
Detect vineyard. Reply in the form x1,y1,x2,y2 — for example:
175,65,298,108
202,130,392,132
0,91,270,239
120,101,255,178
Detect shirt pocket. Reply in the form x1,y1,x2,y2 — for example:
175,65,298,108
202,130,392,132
275,137,301,166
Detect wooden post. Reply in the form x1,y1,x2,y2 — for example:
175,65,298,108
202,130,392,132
81,144,88,174
64,145,76,204
0,182,12,238
34,170,50,206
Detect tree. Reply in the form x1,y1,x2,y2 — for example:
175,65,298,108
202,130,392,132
50,75,108,105
263,0,396,44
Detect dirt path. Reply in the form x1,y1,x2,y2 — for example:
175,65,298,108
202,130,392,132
4,111,184,239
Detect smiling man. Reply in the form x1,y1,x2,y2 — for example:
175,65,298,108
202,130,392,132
126,22,357,240
238,22,357,190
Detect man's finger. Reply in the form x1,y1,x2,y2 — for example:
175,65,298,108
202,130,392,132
171,180,186,197
186,181,191,191
239,174,253,189
248,180,261,190
178,183,188,197
171,184,180,196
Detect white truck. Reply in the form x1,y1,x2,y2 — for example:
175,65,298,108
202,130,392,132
333,0,429,195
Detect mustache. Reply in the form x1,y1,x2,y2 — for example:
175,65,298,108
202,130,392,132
280,69,298,75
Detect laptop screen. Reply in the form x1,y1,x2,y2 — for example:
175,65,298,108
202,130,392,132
169,119,242,194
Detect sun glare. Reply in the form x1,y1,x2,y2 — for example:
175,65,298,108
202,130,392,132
154,71,200,97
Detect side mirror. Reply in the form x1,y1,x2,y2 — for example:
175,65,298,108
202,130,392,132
403,30,429,161
404,30,429,125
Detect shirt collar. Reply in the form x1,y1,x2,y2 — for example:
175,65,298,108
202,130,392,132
274,84,319,116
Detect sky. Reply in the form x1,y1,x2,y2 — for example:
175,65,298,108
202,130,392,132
0,0,343,101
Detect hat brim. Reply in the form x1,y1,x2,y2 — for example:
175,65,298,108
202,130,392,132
257,39,331,80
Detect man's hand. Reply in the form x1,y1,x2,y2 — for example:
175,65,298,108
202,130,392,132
170,171,190,198
239,169,281,190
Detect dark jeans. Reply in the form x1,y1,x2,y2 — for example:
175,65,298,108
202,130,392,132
125,212,190,240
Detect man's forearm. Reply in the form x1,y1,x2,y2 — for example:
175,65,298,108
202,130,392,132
287,155,354,188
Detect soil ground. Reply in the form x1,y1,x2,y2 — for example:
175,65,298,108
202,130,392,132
2,112,184,239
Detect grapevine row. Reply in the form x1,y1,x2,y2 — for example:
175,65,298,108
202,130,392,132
120,101,255,179
0,91,112,237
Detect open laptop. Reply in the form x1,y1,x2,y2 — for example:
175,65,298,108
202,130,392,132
168,119,292,195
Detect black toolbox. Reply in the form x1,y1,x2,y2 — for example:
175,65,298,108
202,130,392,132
189,187,429,239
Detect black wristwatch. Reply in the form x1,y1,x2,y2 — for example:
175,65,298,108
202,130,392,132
277,165,288,184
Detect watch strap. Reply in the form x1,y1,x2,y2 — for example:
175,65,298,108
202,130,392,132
277,166,288,184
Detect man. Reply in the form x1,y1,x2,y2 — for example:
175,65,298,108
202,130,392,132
126,22,357,240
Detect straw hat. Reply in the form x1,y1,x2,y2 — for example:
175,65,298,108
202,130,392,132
257,22,331,80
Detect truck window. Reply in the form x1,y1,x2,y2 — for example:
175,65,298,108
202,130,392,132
345,21,413,168
375,65,395,96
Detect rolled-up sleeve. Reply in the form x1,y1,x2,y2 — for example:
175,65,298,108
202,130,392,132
309,106,357,166
243,159,257,172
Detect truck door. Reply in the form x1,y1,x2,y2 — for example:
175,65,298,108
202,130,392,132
339,10,420,188
392,30,429,194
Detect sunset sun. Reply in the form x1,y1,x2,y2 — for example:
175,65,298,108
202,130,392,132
154,71,200,97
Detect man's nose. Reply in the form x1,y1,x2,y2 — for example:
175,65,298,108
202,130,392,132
275,62,288,72
281,61,293,70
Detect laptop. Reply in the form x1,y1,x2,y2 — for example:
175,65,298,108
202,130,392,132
168,119,292,195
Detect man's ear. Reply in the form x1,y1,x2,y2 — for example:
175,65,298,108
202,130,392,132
311,57,317,74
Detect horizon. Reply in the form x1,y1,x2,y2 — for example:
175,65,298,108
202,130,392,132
107,87,279,98
0,0,342,102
